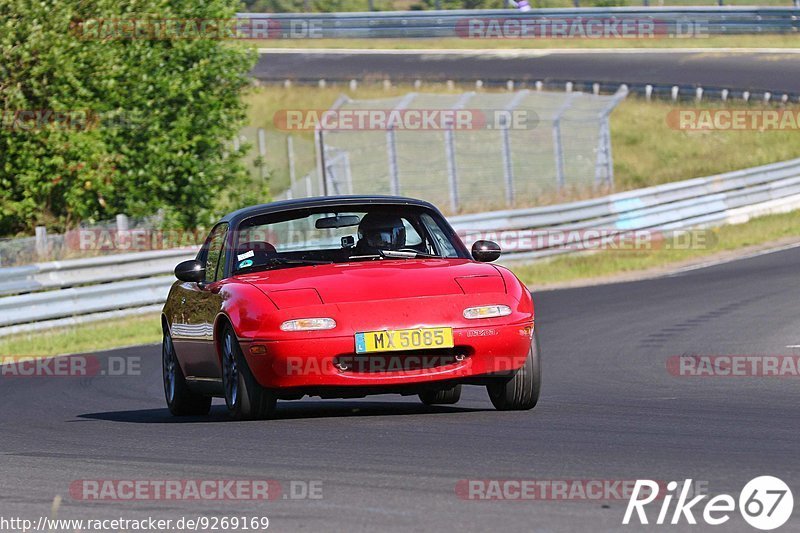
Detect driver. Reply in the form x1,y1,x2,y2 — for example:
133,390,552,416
355,213,406,254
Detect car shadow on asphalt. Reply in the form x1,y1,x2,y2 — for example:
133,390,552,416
77,401,487,424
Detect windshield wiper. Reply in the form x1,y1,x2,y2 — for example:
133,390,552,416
265,257,333,266
378,250,439,259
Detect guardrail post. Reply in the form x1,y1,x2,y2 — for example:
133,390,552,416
35,226,48,260
116,214,129,231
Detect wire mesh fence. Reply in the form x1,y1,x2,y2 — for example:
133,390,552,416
0,214,174,267
276,88,626,214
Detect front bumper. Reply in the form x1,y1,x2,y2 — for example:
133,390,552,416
241,321,534,390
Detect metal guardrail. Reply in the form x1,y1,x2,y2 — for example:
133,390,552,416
0,249,196,296
452,157,800,261
238,7,800,38
1,156,800,336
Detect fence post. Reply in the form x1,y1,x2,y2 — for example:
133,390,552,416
444,92,475,213
35,226,48,260
551,93,578,190
315,128,328,196
444,129,458,212
594,121,612,188
314,95,350,197
257,128,267,183
343,152,354,195
386,129,400,196
287,135,297,193
500,90,529,207
595,86,627,189
384,93,417,197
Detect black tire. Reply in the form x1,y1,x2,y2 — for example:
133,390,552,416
162,326,212,416
419,384,462,405
487,331,541,411
221,324,277,420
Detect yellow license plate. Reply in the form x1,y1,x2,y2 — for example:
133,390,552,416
355,327,454,354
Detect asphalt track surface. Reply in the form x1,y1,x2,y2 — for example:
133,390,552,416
253,49,800,94
3,246,800,532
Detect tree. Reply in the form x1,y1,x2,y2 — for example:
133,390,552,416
0,0,257,235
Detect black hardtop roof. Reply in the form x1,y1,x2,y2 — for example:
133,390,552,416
220,195,441,228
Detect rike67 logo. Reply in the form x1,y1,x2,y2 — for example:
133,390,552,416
623,476,794,530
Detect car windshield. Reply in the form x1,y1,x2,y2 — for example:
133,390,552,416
232,205,464,274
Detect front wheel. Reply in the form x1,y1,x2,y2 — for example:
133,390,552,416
221,324,277,420
162,326,211,416
487,331,541,411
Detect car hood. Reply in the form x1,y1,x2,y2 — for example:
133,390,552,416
235,258,505,307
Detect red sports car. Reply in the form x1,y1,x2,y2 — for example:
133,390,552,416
161,196,540,420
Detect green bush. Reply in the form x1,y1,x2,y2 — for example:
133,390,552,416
0,0,258,236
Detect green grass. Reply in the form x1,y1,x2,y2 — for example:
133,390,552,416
511,209,800,286
249,34,800,50
245,85,800,199
610,98,800,190
0,314,161,359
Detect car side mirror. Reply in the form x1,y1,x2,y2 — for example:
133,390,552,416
175,259,205,283
471,240,501,262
